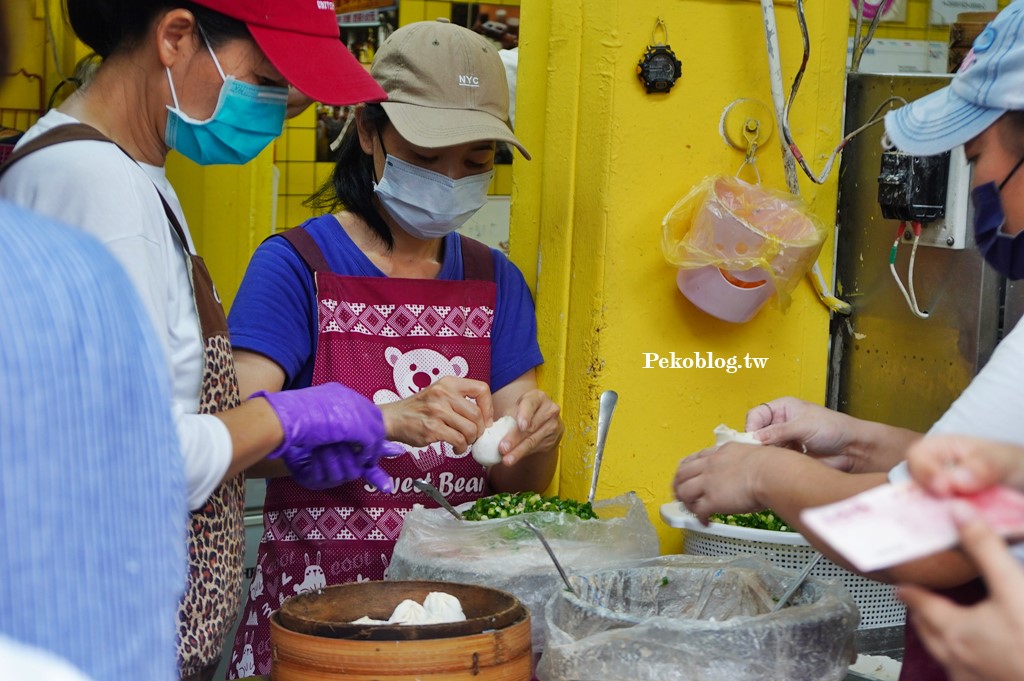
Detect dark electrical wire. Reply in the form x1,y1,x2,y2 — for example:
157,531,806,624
781,0,904,185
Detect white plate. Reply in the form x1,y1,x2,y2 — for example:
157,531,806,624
659,501,811,546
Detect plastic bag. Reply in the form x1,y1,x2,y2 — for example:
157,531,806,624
536,555,859,681
662,175,827,309
387,492,660,651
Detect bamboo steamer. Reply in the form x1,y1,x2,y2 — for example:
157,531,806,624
270,581,533,680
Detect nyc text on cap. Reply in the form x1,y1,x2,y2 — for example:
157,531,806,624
370,19,529,159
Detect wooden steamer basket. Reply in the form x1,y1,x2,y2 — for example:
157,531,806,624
270,580,533,680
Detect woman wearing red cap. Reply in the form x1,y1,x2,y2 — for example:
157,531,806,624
226,20,562,676
0,1,396,679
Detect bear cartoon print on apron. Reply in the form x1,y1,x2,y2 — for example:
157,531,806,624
0,124,246,681
228,227,496,677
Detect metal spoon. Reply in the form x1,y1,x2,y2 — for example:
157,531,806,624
587,390,619,504
522,519,577,596
771,552,823,612
412,479,464,521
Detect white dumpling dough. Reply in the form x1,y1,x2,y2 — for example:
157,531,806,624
713,423,762,447
473,416,516,466
422,591,467,624
387,599,429,625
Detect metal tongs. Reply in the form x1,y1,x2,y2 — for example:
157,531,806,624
523,519,578,597
771,552,823,612
412,478,463,521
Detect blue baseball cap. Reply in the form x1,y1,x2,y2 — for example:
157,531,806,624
884,0,1024,156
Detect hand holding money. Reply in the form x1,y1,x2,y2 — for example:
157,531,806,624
801,479,1024,573
896,502,1024,681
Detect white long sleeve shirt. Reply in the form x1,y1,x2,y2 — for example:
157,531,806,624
0,110,232,509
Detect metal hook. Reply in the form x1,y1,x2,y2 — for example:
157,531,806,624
651,17,668,46
742,119,760,160
737,119,762,184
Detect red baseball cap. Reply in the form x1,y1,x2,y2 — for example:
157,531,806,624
191,0,386,106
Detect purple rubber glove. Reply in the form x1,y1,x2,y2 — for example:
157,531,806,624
288,440,405,491
253,383,404,490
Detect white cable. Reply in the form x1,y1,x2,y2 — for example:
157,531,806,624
907,234,929,318
889,233,929,319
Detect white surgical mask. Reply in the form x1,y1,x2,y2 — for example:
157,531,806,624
373,154,493,239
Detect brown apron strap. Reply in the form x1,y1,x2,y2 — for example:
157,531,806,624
155,193,189,252
279,228,495,282
0,122,189,249
279,226,331,274
0,123,111,180
459,234,495,283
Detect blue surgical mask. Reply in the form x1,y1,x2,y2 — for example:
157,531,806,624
972,156,1024,279
164,33,288,166
373,154,493,240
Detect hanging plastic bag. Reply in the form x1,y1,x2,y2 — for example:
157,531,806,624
662,175,827,322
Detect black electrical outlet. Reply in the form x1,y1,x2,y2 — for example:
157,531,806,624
877,150,951,223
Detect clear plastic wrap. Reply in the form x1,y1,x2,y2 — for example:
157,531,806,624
662,175,827,309
387,492,660,651
537,555,859,681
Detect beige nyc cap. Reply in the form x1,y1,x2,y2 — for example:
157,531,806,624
371,19,530,159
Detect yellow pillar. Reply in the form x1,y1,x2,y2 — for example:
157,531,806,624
511,0,849,552
166,150,275,309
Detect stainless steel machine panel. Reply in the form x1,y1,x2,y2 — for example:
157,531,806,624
830,73,1002,432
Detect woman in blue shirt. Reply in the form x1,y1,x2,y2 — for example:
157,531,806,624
226,20,562,677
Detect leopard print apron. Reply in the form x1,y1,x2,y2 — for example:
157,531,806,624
153,176,244,681
175,239,245,680
1,124,245,681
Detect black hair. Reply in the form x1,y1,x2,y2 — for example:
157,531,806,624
63,0,249,59
305,104,396,250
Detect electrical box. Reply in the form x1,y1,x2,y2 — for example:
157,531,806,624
876,147,971,250
916,146,971,250
877,150,950,222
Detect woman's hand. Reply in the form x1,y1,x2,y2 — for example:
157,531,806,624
907,435,1024,497
673,442,773,524
898,503,1024,681
487,371,560,493
745,397,918,473
379,376,493,454
495,388,563,467
746,397,860,467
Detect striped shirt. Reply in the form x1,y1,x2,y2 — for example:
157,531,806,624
0,200,186,680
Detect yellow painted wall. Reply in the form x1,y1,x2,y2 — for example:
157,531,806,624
0,0,81,130
166,150,276,308
508,0,849,554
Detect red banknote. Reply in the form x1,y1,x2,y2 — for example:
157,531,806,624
800,481,1024,572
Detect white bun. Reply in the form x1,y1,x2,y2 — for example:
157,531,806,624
472,415,517,466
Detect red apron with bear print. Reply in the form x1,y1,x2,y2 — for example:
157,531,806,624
228,230,495,678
